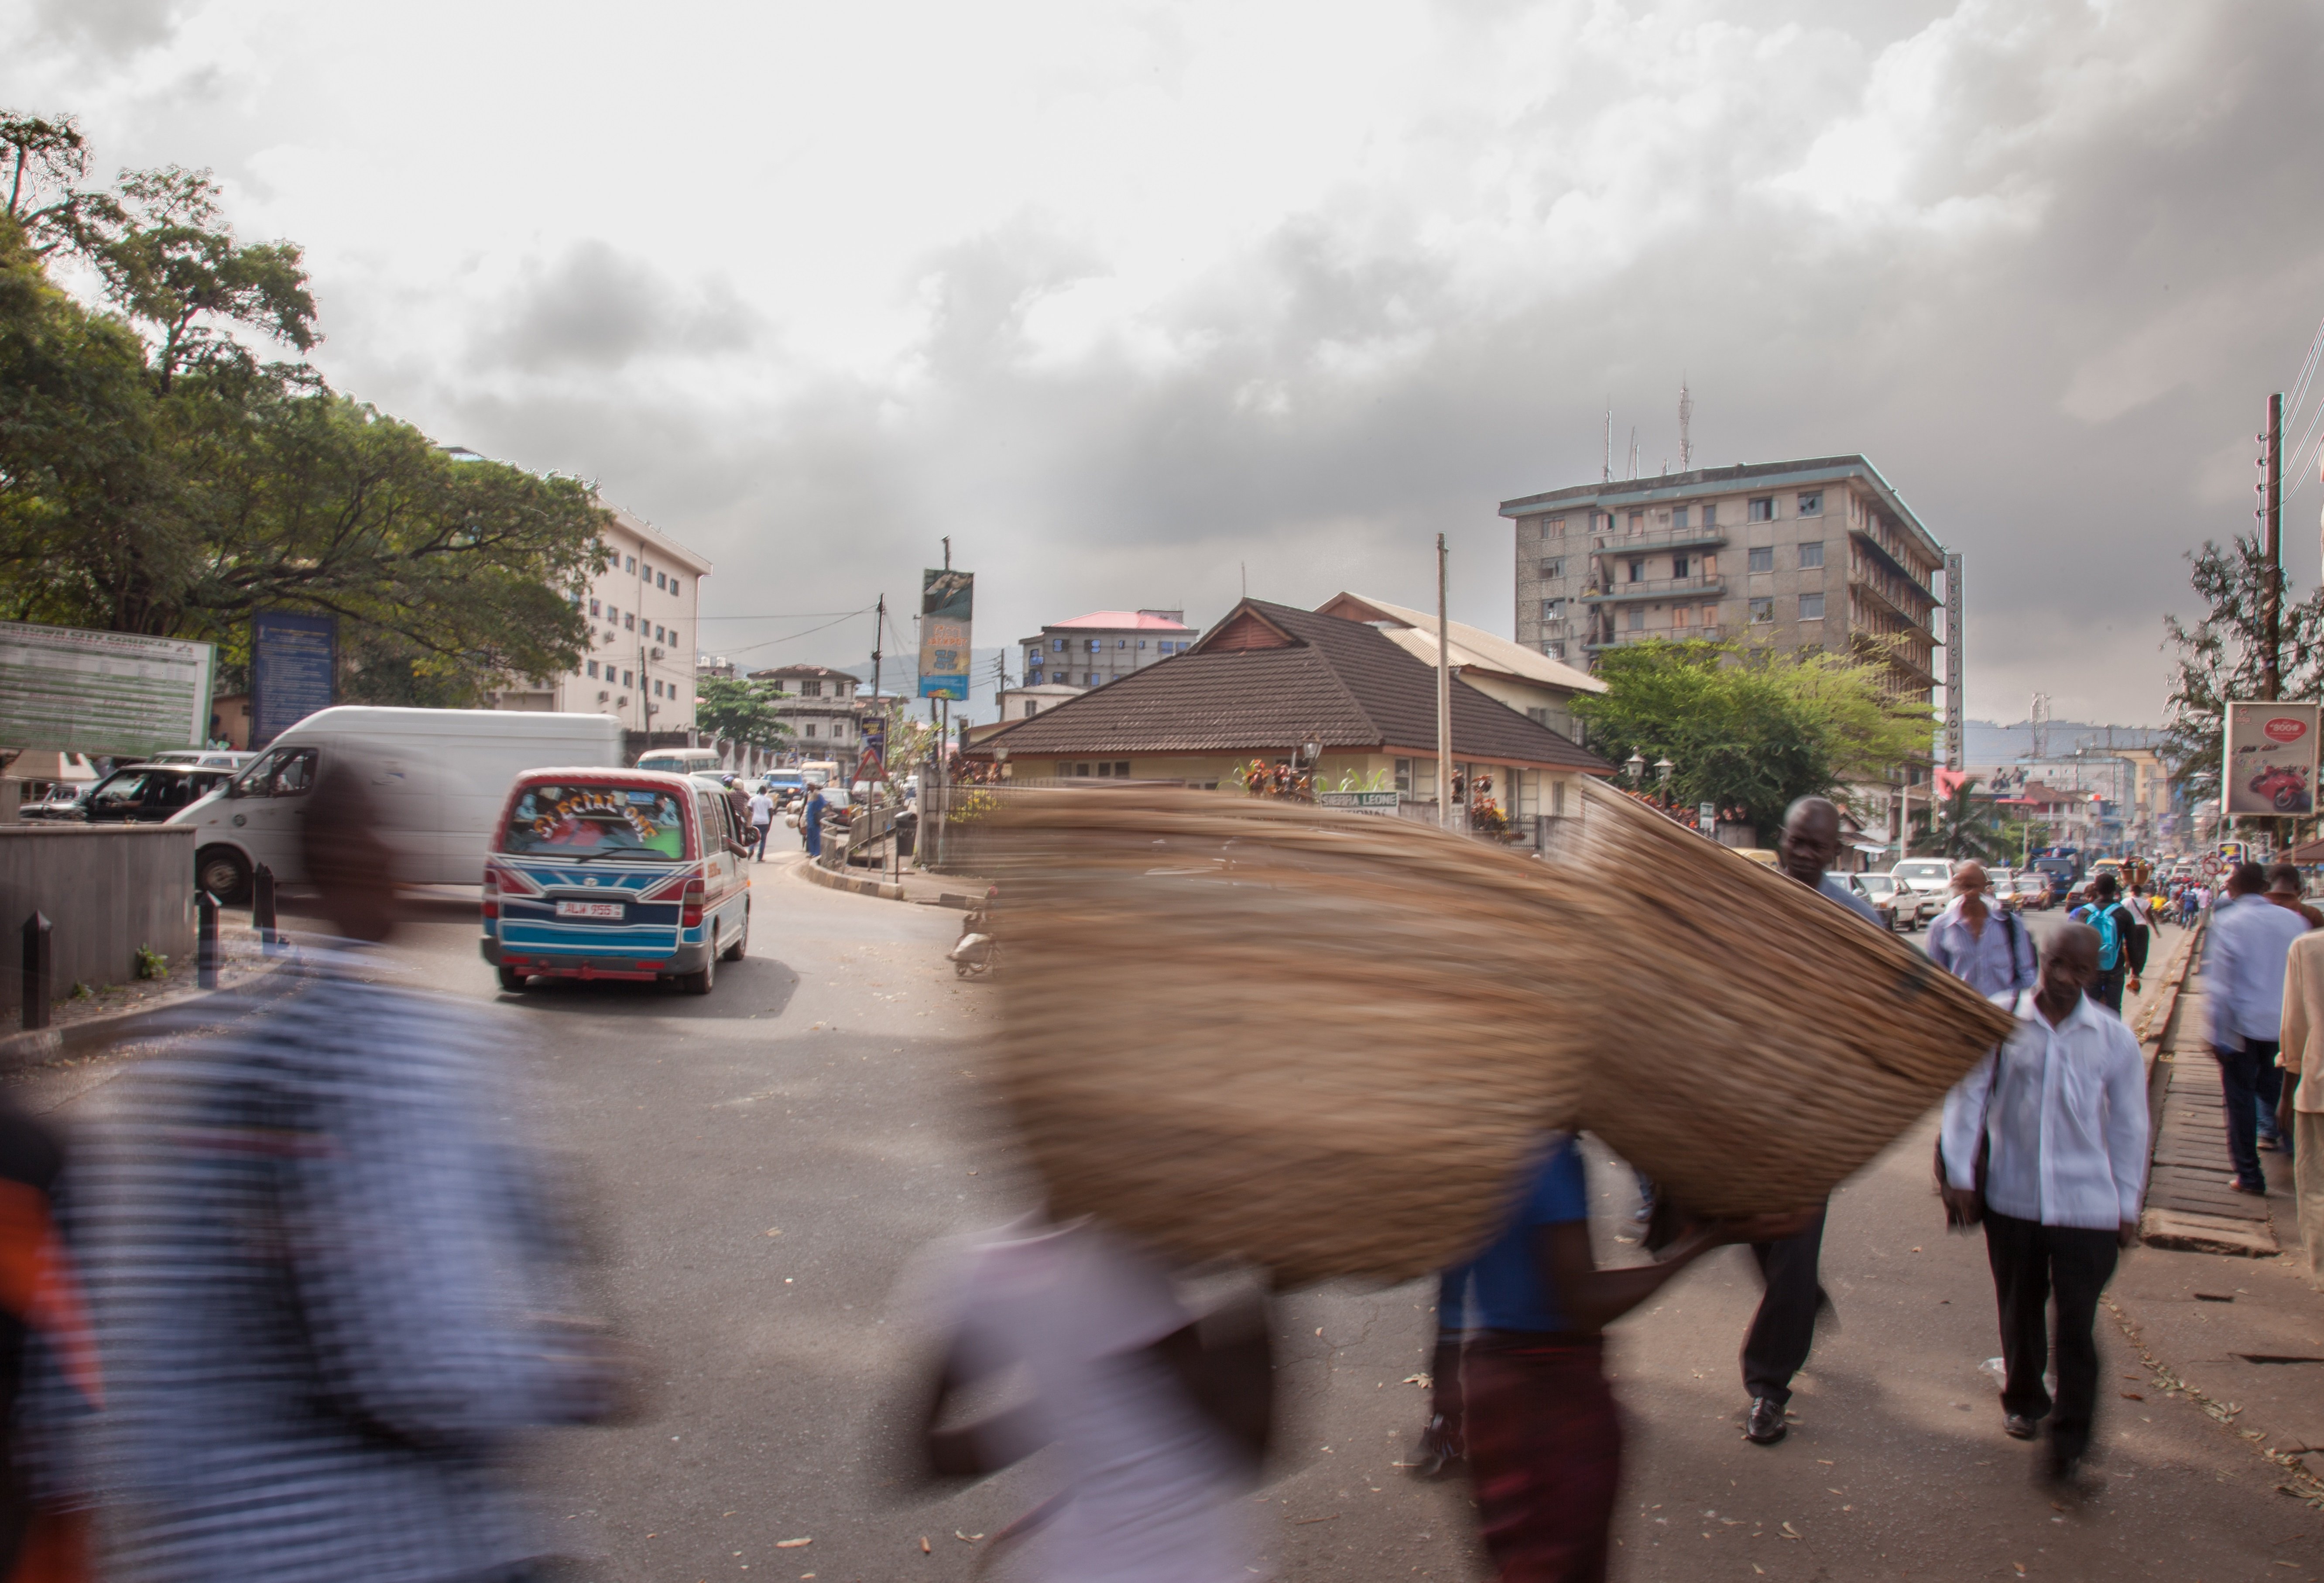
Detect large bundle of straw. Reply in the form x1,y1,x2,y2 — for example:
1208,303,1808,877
982,783,2014,1285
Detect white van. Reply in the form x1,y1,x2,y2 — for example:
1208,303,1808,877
636,747,723,777
798,759,842,786
172,707,622,901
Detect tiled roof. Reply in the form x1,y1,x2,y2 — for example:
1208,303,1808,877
1042,610,1196,632
973,600,1611,771
1320,593,1606,694
747,663,857,680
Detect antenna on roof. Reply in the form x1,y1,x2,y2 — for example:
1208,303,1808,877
1603,404,1612,483
1678,377,1693,469
1628,427,1638,480
1241,560,1247,598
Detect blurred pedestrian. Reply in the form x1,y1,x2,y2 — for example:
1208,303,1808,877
1448,1134,1801,1579
801,783,827,859
2206,861,2307,1196
1738,797,1879,1448
72,763,633,1583
1940,924,2146,1488
2278,928,2324,1287
2266,862,2324,930
0,1096,101,1583
746,783,774,862
1926,860,2036,1003
905,1217,1271,1583
1406,1271,1470,1480
2068,873,2145,1011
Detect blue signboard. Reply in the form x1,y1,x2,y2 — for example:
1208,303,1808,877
250,611,337,747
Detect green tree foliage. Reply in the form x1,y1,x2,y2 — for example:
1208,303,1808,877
0,113,609,707
695,677,794,752
1573,639,1933,834
2161,532,2324,807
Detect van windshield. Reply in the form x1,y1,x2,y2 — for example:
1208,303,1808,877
504,782,689,862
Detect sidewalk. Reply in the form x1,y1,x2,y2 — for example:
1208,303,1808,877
764,848,992,909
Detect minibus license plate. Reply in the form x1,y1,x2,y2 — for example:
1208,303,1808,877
556,900,625,920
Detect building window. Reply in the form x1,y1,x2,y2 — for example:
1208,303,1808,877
1394,758,1413,795
1137,640,1148,650
1671,554,1690,580
1051,639,1066,653
607,604,618,622
1627,512,1645,533
657,571,669,591
1749,597,1774,623
1117,638,1128,649
589,597,601,617
587,660,599,678
1701,502,1718,527
622,669,634,686
1547,516,1566,535
1540,557,1563,579
1799,541,1824,569
1627,606,1645,631
1543,640,1565,659
625,556,636,573
1627,559,1644,583
1748,497,1775,522
1672,506,1689,529
1672,605,1691,628
1800,593,1826,620
1083,673,1096,686
1025,701,1039,718
802,679,821,697
654,625,665,643
1797,491,1824,516
1541,598,1565,621
805,724,816,738
1747,546,1774,573
625,612,637,630
1552,779,1568,817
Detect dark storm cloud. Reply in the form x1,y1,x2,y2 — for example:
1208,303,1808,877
343,0,2324,719
478,240,762,374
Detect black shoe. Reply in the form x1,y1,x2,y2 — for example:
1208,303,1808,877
2003,1413,2039,1441
1405,1418,1464,1481
1745,1397,1788,1445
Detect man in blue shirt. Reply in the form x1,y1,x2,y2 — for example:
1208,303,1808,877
2206,861,2309,1193
801,784,828,860
1448,1138,1797,1581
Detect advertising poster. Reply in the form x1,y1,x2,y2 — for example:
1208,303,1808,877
857,711,887,784
0,620,214,758
250,611,338,747
2222,699,2320,817
918,569,973,700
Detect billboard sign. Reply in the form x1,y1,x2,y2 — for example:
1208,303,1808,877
918,569,973,700
857,711,887,784
2223,700,2319,817
250,611,337,747
0,620,214,759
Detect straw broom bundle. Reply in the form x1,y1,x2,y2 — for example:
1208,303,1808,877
981,784,2014,1285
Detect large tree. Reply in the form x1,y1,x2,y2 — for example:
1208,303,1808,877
1573,639,1933,834
2160,532,2324,810
0,113,609,707
696,677,794,754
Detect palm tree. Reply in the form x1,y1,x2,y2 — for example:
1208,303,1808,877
1913,778,2002,861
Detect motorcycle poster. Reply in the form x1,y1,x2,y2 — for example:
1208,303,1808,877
2222,700,2320,817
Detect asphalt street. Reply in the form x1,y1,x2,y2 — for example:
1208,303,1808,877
11,874,2319,1582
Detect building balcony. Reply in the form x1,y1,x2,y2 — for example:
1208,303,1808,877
1585,625,1727,650
1848,573,1943,634
1848,529,1940,605
1581,575,1727,605
1582,523,1732,556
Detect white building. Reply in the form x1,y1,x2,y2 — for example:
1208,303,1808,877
494,506,711,732
747,664,862,756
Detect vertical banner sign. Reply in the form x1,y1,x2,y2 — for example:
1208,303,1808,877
857,712,887,785
0,620,213,758
918,569,973,700
250,611,338,748
2222,700,2319,817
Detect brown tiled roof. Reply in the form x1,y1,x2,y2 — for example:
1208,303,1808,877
972,600,1611,771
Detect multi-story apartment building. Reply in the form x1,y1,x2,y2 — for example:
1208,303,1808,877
744,664,863,756
494,505,711,732
1021,610,1199,693
1498,456,1946,705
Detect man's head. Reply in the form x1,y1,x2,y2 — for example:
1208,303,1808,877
1950,860,1990,899
2089,871,2119,901
2040,921,2101,1010
2269,862,2304,898
2229,860,2268,897
1778,797,1842,888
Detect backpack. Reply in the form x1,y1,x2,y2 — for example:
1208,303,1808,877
2077,900,2124,972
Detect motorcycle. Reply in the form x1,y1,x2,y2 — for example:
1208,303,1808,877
949,884,1001,979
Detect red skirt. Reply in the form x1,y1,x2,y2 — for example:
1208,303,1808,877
1461,1332,1621,1583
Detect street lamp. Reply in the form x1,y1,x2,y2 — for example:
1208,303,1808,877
1655,757,1675,786
994,745,1011,780
1625,752,1647,784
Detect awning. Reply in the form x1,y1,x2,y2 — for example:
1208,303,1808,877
1851,842,1895,855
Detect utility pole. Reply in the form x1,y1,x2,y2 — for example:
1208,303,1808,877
871,593,885,703
2263,391,2283,701
1944,552,1964,772
1436,533,1454,831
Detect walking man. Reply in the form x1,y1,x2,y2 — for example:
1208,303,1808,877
1926,860,2037,1004
747,782,775,862
1940,924,2147,1487
1741,796,1882,1447
2278,927,2324,1288
2205,861,2308,1196
801,783,828,860
2069,873,2146,1012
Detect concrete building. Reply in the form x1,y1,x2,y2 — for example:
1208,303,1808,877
744,664,864,757
494,505,710,733
1498,456,1947,705
1312,592,1607,742
1021,610,1199,694
997,682,1085,722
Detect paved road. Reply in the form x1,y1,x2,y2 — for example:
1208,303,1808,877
14,877,2317,1581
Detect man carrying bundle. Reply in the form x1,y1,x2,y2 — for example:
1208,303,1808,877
1940,924,2147,1487
1738,796,1879,1447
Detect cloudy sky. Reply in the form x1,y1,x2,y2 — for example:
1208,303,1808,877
10,0,2324,725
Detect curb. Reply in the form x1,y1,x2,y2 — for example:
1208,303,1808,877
798,855,905,902
0,949,303,1076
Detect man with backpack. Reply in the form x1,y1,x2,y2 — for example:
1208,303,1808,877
1927,861,2038,1004
2070,872,2147,1013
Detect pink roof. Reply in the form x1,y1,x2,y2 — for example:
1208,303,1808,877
1048,610,1195,632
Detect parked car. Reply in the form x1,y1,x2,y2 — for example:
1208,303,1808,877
146,749,255,771
483,769,751,995
2010,873,2052,910
78,763,238,824
1843,871,1911,931
1887,857,1955,924
19,784,90,821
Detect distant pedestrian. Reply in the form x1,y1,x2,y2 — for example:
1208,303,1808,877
1940,923,2147,1488
802,784,827,859
747,785,775,861
2068,873,2145,1012
2278,929,2324,1288
1738,796,1882,1448
2205,861,2308,1196
2180,885,2202,927
1926,860,2036,1003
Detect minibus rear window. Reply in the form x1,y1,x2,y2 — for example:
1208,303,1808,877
504,783,689,862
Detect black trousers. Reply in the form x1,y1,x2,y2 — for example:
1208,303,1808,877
1984,1210,2119,1463
2091,965,2127,1013
2217,1041,2282,1189
1741,1202,1829,1405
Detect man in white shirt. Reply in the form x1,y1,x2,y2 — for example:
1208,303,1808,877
1940,924,2148,1487
1925,860,2037,1002
746,786,775,861
2205,861,2310,1194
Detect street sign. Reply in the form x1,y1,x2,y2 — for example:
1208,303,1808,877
1698,801,1717,828
857,712,887,783
2222,700,2318,817
917,569,973,700
250,611,337,747
0,620,214,759
1316,790,1401,815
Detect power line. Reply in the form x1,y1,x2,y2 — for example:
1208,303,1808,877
715,605,879,657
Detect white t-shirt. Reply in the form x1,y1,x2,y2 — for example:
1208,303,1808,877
925,1222,1254,1583
747,792,774,826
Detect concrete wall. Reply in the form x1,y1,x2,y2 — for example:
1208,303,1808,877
0,825,195,1014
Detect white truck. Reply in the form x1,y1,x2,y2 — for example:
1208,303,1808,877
171,707,623,901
